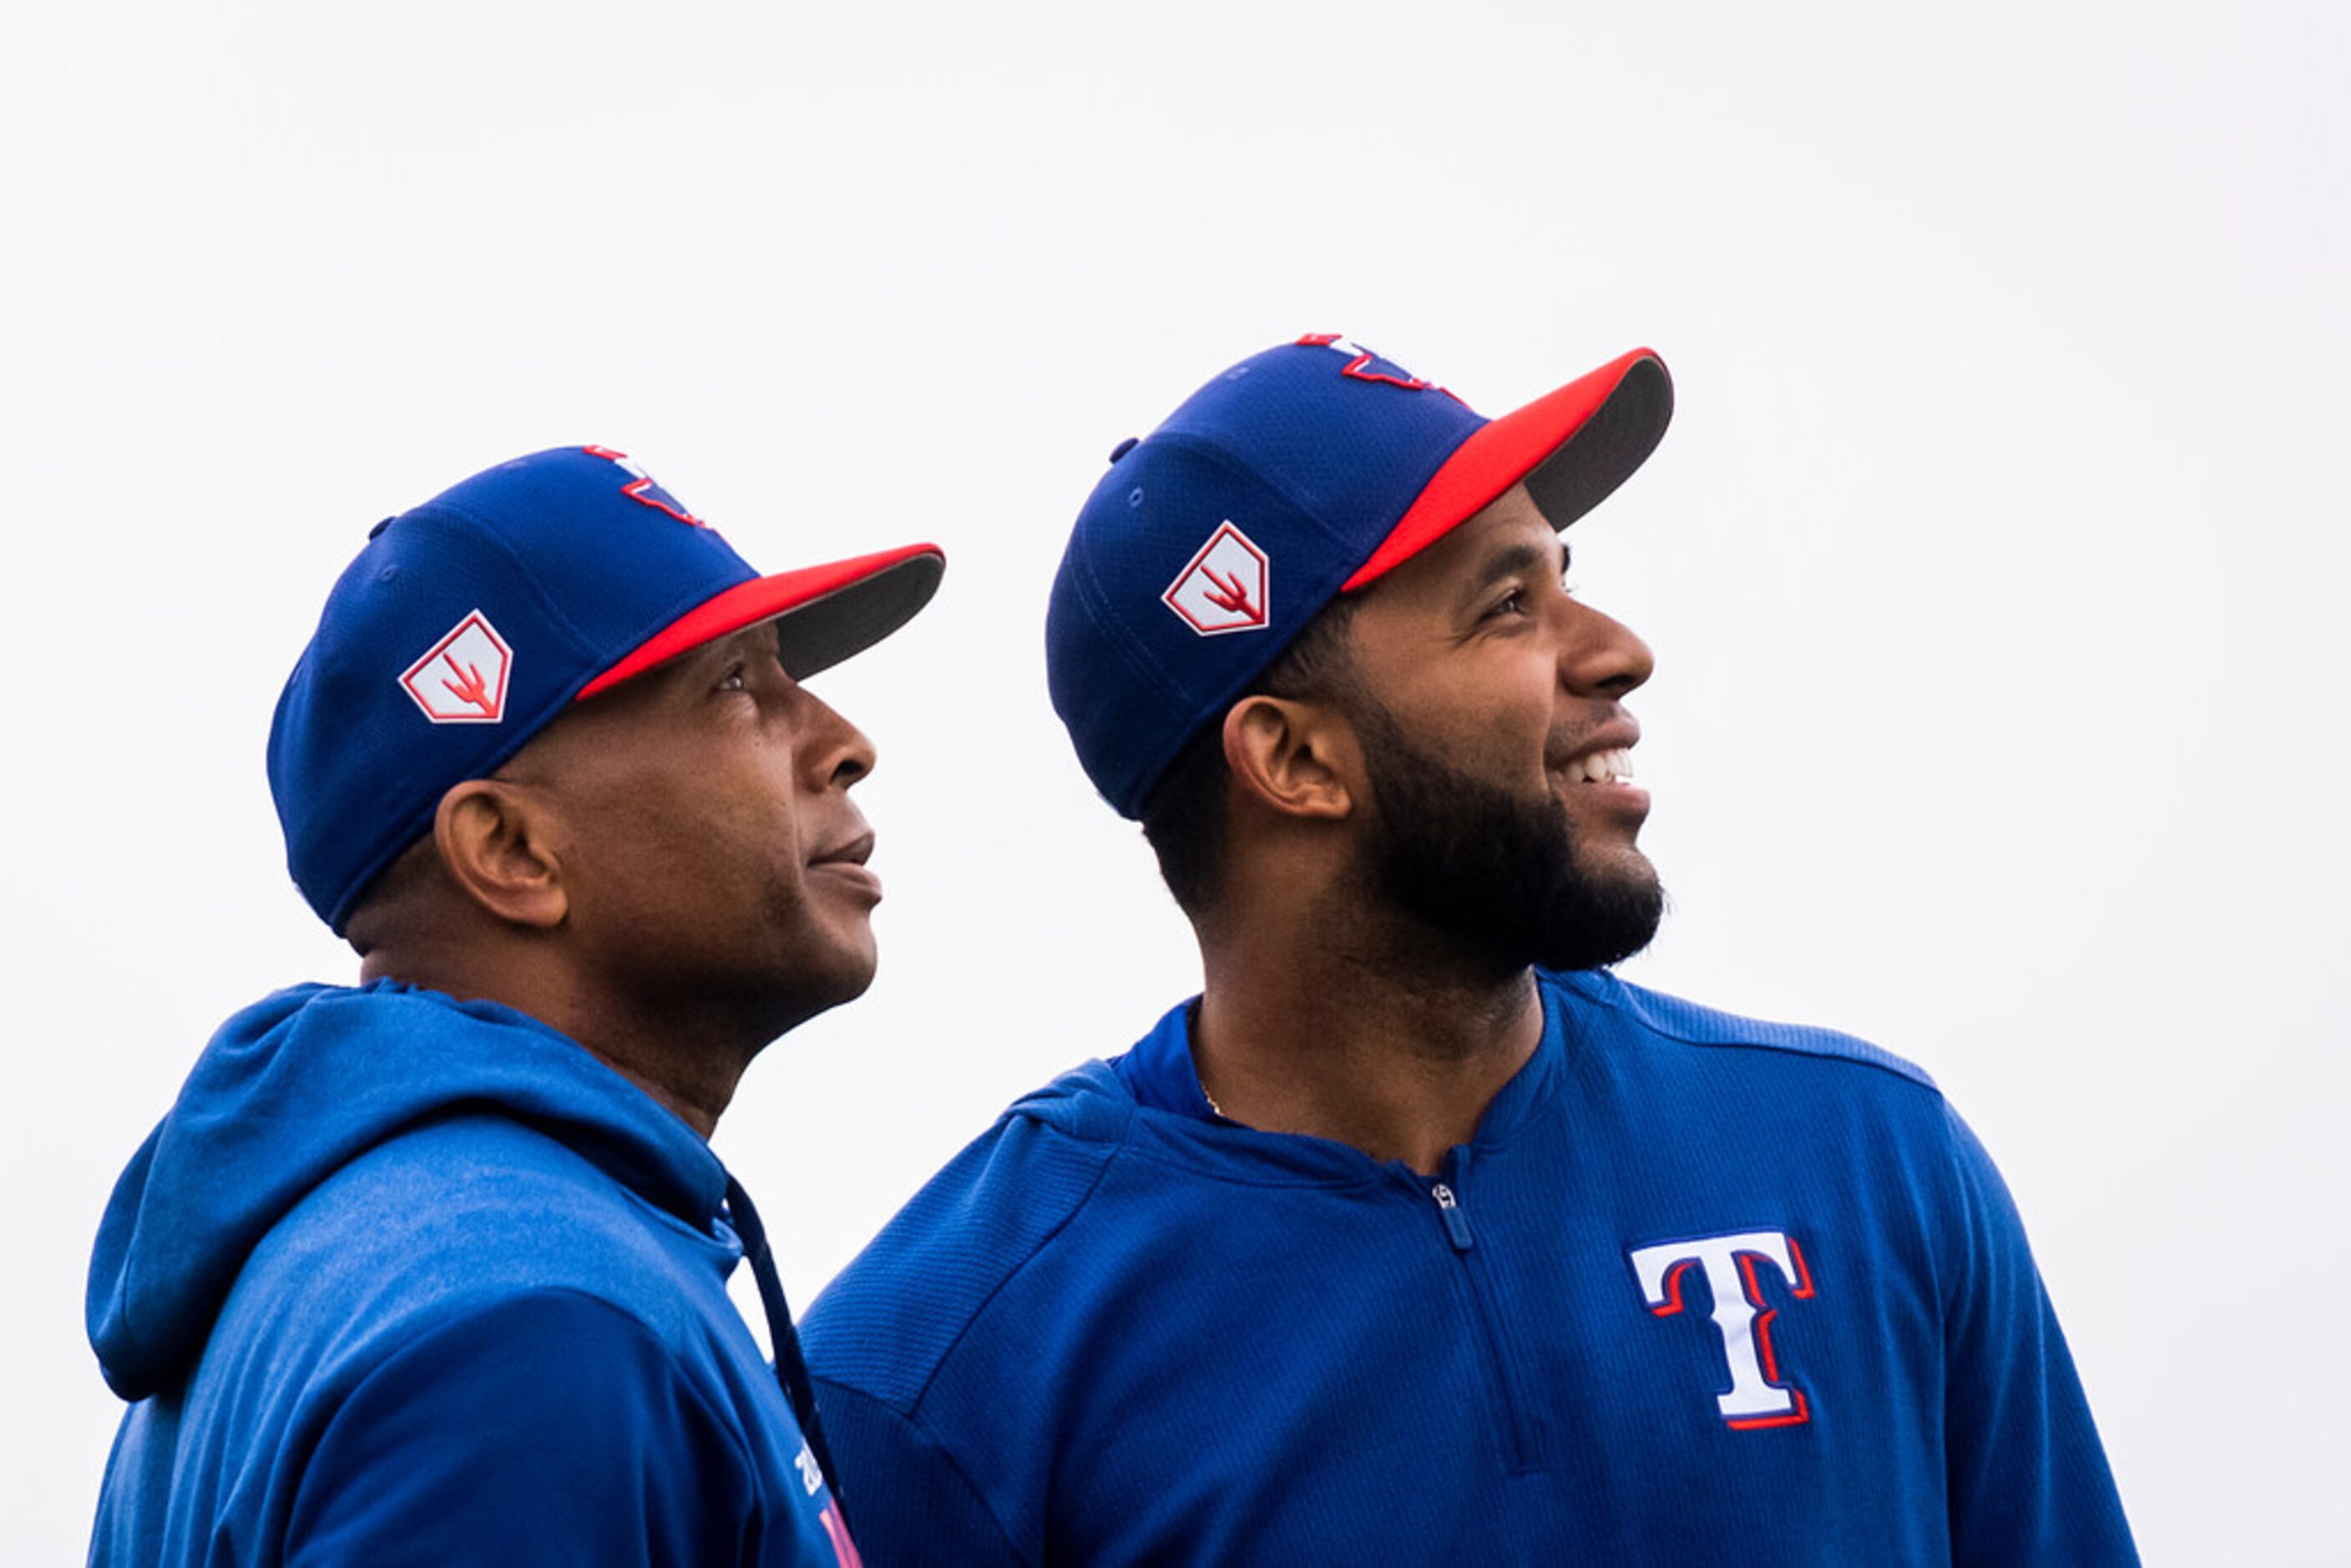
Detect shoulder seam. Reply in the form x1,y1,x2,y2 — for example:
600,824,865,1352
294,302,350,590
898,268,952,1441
1551,972,1946,1100
908,1128,1130,1414
372,1287,752,1445
299,1286,761,1535
1643,1023,1946,1098
812,1375,1034,1566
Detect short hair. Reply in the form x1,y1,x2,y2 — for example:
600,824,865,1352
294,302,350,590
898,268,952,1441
1138,594,1364,915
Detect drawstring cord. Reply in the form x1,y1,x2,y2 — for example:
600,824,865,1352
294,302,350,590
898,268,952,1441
724,1176,848,1531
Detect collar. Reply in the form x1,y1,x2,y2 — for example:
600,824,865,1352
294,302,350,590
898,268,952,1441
1111,977,1575,1153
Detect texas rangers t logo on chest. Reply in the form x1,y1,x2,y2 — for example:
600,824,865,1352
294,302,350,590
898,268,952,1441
1628,1229,1817,1430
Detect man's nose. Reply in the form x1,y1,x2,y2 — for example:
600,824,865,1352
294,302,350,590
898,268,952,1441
797,690,878,789
1558,599,1654,700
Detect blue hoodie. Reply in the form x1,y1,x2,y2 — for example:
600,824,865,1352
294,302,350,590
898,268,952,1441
802,969,2136,1565
87,982,859,1566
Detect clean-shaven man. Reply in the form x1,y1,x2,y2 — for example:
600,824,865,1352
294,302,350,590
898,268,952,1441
88,446,939,1565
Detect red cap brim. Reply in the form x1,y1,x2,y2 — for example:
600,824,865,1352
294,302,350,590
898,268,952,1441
577,543,945,701
1341,350,1673,592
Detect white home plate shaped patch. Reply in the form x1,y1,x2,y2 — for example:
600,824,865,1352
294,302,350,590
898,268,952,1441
1164,521,1271,635
400,610,513,723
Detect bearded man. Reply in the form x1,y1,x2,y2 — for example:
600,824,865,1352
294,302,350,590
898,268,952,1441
800,336,2136,1565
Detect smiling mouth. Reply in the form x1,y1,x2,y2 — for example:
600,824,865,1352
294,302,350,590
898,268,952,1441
1563,748,1636,785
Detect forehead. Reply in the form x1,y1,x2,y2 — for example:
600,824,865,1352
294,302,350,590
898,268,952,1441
1357,486,1563,611
513,622,777,769
606,622,777,705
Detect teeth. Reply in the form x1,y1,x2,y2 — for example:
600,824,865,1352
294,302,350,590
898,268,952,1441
1575,748,1635,783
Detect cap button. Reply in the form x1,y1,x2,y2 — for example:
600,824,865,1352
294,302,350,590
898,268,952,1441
367,516,396,539
1107,437,1140,464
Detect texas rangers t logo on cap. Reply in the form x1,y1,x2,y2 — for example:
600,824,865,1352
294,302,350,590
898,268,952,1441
1295,332,1438,392
399,610,513,724
582,445,705,527
1164,522,1271,636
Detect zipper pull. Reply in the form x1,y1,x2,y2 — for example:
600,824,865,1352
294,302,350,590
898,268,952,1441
1430,1182,1474,1252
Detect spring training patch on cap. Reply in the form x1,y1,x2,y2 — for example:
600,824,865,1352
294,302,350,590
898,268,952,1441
1163,521,1270,636
399,610,513,723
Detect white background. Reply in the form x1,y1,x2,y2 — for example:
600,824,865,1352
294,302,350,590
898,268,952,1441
5,2,2345,1560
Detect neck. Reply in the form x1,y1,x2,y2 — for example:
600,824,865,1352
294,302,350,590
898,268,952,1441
541,983,753,1141
360,944,764,1141
1190,898,1544,1174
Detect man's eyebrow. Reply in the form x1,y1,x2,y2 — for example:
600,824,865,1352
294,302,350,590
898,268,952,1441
1464,537,1567,597
675,630,747,671
659,623,776,685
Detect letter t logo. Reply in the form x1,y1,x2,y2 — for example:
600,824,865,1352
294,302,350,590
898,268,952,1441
1628,1230,1817,1430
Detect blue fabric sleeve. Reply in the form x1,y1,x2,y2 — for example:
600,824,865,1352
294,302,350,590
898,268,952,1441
811,1375,1027,1568
285,1290,782,1566
1939,1108,2138,1565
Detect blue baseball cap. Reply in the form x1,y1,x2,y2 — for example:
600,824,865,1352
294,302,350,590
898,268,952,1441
1045,335,1672,817
269,445,945,933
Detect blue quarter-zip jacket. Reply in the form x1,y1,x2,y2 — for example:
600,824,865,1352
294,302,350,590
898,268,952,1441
802,969,2134,1565
86,982,858,1566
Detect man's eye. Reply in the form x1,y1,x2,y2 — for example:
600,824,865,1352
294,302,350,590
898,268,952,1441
718,664,749,692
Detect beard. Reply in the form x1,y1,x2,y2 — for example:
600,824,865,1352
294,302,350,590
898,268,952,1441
1349,701,1664,976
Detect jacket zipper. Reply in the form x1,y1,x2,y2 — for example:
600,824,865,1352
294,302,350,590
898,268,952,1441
1431,1182,1475,1249
1426,1177,1535,1471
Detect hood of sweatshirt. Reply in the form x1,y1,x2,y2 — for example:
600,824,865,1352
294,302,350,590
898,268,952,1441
88,981,726,1401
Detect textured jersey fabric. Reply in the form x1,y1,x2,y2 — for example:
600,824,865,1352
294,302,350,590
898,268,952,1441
802,969,2135,1565
86,981,859,1566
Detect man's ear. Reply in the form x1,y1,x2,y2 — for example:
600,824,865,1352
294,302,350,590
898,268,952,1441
1221,695,1360,823
432,780,569,930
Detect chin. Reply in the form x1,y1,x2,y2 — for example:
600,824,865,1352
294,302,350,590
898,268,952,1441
806,928,881,1009
1591,846,1661,899
1547,878,1666,972
741,917,879,1038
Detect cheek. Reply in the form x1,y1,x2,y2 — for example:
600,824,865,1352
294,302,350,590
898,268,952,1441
584,769,796,899
1427,681,1559,776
